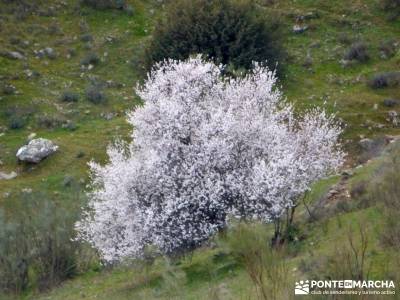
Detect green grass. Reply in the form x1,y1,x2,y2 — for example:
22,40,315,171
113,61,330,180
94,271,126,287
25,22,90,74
1,0,400,299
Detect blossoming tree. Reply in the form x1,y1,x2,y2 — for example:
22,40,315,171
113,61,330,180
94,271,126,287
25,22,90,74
76,57,344,262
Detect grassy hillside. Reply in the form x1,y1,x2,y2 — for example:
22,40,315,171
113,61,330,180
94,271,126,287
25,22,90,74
32,139,400,299
0,0,399,299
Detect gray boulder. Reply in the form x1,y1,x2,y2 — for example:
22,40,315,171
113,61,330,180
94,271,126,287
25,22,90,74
16,138,58,163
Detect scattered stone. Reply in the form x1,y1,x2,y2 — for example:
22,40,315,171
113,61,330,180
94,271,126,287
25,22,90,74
383,98,400,107
5,51,25,60
296,11,319,21
388,110,399,126
2,84,16,95
101,112,115,120
27,132,37,141
62,120,77,131
339,59,356,68
341,170,353,178
106,80,124,88
302,51,313,68
22,188,32,193
35,47,56,59
293,24,308,34
328,189,339,196
16,138,59,163
0,171,17,180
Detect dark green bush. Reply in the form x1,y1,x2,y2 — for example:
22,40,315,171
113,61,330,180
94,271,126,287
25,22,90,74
85,86,106,104
80,52,100,66
379,39,397,58
145,0,284,73
380,0,400,20
80,0,125,10
4,105,37,130
368,71,400,89
60,91,79,102
2,84,16,95
344,42,369,62
80,33,93,42
8,117,25,130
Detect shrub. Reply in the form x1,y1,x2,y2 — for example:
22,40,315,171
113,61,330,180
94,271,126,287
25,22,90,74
344,42,369,62
80,0,125,10
220,223,292,299
379,39,397,58
368,71,400,89
145,0,284,73
306,224,372,281
369,143,400,249
4,105,36,130
8,117,25,130
80,33,93,42
37,114,64,129
0,192,84,293
2,84,16,95
124,4,134,16
337,32,353,45
380,0,400,20
80,52,100,66
60,91,79,102
85,86,106,104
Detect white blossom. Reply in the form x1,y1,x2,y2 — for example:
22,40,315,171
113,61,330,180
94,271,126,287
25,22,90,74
76,57,344,262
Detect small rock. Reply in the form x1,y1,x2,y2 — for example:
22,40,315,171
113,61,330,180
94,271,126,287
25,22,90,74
27,132,37,141
6,51,25,60
0,171,17,180
341,170,353,178
339,59,355,68
388,110,399,126
383,98,400,108
22,188,32,194
16,138,58,163
293,24,308,34
101,112,115,120
328,189,339,196
45,47,56,59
